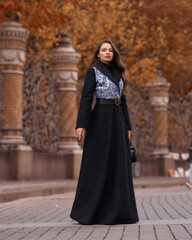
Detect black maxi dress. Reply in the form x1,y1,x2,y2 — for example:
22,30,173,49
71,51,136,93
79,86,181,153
70,60,139,225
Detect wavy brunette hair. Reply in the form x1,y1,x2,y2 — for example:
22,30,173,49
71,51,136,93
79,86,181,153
89,39,128,93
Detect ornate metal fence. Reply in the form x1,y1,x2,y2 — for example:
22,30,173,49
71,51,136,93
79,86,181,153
23,37,59,152
168,92,192,154
22,36,191,155
127,82,153,155
127,82,192,157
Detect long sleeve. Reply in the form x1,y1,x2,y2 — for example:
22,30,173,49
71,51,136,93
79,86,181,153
121,95,132,130
75,68,96,130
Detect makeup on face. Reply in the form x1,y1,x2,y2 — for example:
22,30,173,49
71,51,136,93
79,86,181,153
98,43,114,64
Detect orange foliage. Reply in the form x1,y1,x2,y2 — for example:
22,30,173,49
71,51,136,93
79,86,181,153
64,0,192,95
139,0,192,95
0,0,191,95
0,0,77,50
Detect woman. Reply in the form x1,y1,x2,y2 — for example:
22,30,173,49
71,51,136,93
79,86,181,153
70,39,139,225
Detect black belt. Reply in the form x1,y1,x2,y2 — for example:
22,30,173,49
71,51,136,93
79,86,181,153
96,98,121,106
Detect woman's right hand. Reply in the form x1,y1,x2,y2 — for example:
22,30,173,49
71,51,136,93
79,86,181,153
76,128,86,141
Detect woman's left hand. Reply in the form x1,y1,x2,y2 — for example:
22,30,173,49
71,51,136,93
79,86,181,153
128,130,131,139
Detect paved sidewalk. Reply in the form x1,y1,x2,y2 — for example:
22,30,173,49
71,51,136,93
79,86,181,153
0,177,188,203
0,186,191,240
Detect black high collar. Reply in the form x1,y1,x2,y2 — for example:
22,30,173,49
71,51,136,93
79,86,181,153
93,60,122,87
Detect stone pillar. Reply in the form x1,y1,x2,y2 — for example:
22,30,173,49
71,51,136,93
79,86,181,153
147,81,171,155
0,17,29,147
0,17,33,181
49,29,81,150
146,69,174,176
49,30,82,178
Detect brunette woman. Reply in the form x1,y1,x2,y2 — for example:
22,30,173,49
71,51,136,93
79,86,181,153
70,39,139,225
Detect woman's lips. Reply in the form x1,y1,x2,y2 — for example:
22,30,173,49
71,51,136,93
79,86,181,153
105,56,111,58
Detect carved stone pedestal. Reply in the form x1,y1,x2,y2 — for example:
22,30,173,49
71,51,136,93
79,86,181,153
49,30,82,178
0,18,29,146
0,18,34,180
145,70,173,176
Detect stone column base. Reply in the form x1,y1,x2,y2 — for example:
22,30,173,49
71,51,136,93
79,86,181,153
0,146,83,181
158,154,175,176
0,146,33,180
138,152,175,176
58,141,81,150
56,148,82,179
0,136,27,149
150,148,169,155
0,136,34,180
9,148,34,180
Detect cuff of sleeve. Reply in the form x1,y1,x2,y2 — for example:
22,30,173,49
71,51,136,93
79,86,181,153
75,125,87,130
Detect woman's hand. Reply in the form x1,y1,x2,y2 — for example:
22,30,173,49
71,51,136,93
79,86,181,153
76,128,86,141
128,130,131,139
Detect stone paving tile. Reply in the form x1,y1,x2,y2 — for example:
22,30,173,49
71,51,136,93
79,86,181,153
0,186,191,240
154,225,175,240
123,225,139,240
168,224,192,240
86,226,111,240
139,225,156,240
0,228,24,240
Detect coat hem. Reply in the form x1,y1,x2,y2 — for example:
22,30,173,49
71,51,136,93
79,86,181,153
70,215,139,225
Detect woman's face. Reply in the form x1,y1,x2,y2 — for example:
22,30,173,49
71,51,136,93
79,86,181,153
97,43,114,64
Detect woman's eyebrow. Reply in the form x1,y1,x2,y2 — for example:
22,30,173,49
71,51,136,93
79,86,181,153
101,48,113,50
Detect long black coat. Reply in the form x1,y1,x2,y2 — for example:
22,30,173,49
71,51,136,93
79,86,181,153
70,60,139,225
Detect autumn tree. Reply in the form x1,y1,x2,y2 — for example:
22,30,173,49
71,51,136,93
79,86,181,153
0,0,191,94
64,0,192,95
0,0,78,51
138,0,192,95
63,0,192,152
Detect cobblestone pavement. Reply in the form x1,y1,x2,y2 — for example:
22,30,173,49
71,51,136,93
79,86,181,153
0,186,191,240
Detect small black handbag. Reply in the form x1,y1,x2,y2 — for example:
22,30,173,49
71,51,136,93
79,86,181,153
129,140,137,163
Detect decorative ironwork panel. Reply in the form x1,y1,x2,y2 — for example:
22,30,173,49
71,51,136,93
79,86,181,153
23,38,59,152
168,92,192,154
127,81,192,157
127,82,153,154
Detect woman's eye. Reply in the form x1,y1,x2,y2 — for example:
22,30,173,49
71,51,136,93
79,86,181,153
101,49,113,52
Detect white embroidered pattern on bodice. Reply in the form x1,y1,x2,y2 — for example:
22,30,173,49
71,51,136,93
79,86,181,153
93,67,123,99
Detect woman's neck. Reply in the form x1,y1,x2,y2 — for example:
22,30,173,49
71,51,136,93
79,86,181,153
100,60,110,65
